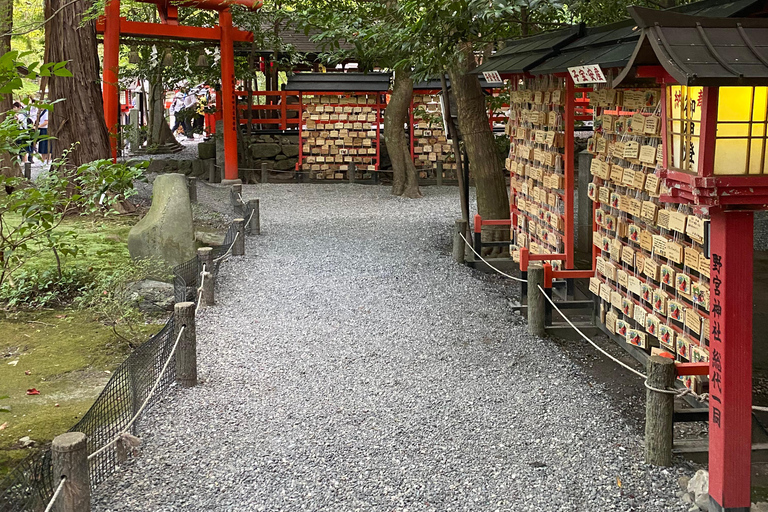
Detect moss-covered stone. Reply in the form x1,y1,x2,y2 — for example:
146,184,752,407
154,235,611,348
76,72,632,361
127,173,196,268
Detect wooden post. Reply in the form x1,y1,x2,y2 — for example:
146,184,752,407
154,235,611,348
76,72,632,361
436,161,443,186
708,209,754,511
197,247,213,274
51,432,90,512
644,355,675,466
201,271,214,306
246,199,260,235
453,219,467,264
527,262,545,337
187,177,197,203
232,219,245,256
174,302,197,387
349,161,356,184
24,162,31,180
231,184,244,217
261,162,268,184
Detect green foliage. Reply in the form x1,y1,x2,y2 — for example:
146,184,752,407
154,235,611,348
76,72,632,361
73,159,148,216
0,266,92,308
0,51,71,97
75,257,172,339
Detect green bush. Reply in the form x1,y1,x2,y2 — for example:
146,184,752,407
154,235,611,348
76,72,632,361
0,266,93,308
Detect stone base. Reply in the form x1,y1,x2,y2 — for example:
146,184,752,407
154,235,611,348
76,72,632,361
221,179,243,186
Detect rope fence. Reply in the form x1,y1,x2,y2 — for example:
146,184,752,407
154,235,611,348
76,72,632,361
460,229,768,412
0,215,246,511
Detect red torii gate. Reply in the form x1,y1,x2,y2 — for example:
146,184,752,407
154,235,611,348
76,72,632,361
97,0,262,182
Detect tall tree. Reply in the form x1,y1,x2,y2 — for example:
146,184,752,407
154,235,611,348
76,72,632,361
0,0,19,177
45,0,110,166
290,0,422,198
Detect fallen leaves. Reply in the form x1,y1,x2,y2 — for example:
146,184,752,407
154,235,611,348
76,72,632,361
0,422,7,431
25,388,40,395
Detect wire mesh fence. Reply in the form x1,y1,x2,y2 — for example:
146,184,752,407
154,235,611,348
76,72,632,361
0,226,240,511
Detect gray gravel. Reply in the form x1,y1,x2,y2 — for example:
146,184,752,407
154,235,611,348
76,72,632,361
93,184,687,511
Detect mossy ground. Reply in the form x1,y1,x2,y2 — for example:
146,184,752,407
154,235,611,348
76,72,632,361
0,213,163,477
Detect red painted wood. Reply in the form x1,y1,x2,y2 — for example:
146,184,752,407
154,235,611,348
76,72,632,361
219,8,238,180
699,87,718,178
635,65,674,82
543,263,553,288
564,76,575,269
102,0,120,162
709,209,753,510
99,17,253,42
520,247,529,272
481,219,512,226
551,270,595,279
474,214,482,233
675,362,709,376
528,253,566,261
661,85,669,170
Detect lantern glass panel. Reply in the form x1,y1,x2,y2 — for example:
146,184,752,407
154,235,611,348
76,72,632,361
716,123,749,137
754,87,768,122
749,139,765,174
718,87,753,122
714,86,768,175
714,138,748,175
666,85,702,173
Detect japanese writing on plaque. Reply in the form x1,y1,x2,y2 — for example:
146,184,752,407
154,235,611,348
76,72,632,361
567,65,607,85
482,71,503,85
710,252,723,428
667,85,702,173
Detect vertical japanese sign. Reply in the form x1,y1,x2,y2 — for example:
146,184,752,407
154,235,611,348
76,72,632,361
708,210,753,510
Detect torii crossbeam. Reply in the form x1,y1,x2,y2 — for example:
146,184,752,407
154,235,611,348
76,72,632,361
97,0,262,182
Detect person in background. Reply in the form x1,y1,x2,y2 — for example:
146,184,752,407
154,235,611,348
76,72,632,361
36,105,50,165
183,89,198,139
170,91,189,137
12,101,33,164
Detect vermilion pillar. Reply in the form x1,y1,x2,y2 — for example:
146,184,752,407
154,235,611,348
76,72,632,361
103,0,121,161
564,75,575,269
218,8,238,181
708,209,753,512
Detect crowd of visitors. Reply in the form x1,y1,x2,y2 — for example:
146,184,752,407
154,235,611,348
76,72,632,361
169,87,209,139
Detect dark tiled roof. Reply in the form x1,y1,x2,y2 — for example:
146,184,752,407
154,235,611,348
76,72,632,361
474,26,582,74
614,7,768,86
285,72,391,92
524,0,765,76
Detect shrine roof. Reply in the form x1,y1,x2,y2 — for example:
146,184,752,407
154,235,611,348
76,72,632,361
474,26,582,75
614,7,768,86
496,0,764,77
284,72,391,92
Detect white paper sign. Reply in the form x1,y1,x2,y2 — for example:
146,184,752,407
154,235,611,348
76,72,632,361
567,64,607,85
482,71,503,84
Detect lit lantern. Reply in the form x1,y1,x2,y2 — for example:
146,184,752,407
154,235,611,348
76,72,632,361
614,7,768,511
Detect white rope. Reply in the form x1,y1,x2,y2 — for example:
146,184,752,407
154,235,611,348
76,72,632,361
537,284,647,379
246,207,255,228
213,231,239,263
195,264,206,313
459,233,528,283
44,477,66,512
238,193,243,203
88,325,186,461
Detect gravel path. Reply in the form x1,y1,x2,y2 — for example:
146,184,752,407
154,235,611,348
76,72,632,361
93,184,686,511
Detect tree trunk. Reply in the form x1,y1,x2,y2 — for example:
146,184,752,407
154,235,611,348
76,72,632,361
448,56,508,220
0,0,19,177
46,0,110,167
385,69,421,198
449,48,509,253
146,67,181,151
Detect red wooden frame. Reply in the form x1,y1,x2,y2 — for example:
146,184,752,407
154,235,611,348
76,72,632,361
97,0,257,181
